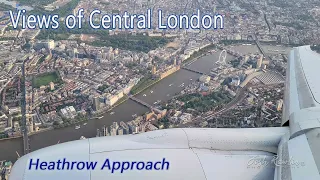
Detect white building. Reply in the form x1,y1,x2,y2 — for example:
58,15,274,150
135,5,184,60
199,75,211,83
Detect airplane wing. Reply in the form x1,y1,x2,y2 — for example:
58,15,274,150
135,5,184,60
10,128,288,180
8,45,320,180
275,45,320,180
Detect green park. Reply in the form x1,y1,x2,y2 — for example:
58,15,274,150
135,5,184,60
32,71,62,88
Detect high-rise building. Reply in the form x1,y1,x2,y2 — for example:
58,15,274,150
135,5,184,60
120,121,129,134
263,64,267,69
152,65,157,75
96,129,101,137
276,99,283,111
27,117,34,133
114,48,119,55
110,127,117,136
93,97,100,111
256,55,263,69
118,127,124,135
173,58,177,66
49,82,55,91
69,48,78,58
109,47,113,54
102,126,109,136
113,122,119,129
108,52,114,61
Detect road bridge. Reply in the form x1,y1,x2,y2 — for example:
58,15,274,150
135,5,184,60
255,40,267,57
129,96,162,114
216,44,244,57
254,36,271,61
181,67,205,75
181,67,215,78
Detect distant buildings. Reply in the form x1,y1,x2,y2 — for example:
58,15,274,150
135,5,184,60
158,65,181,79
199,75,211,83
224,86,236,97
96,126,109,137
68,48,78,58
8,108,20,116
231,77,240,86
102,126,109,136
0,160,12,180
179,113,193,124
105,91,124,107
96,118,160,137
60,106,77,119
35,40,55,50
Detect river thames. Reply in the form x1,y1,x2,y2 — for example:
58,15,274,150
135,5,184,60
0,44,290,162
